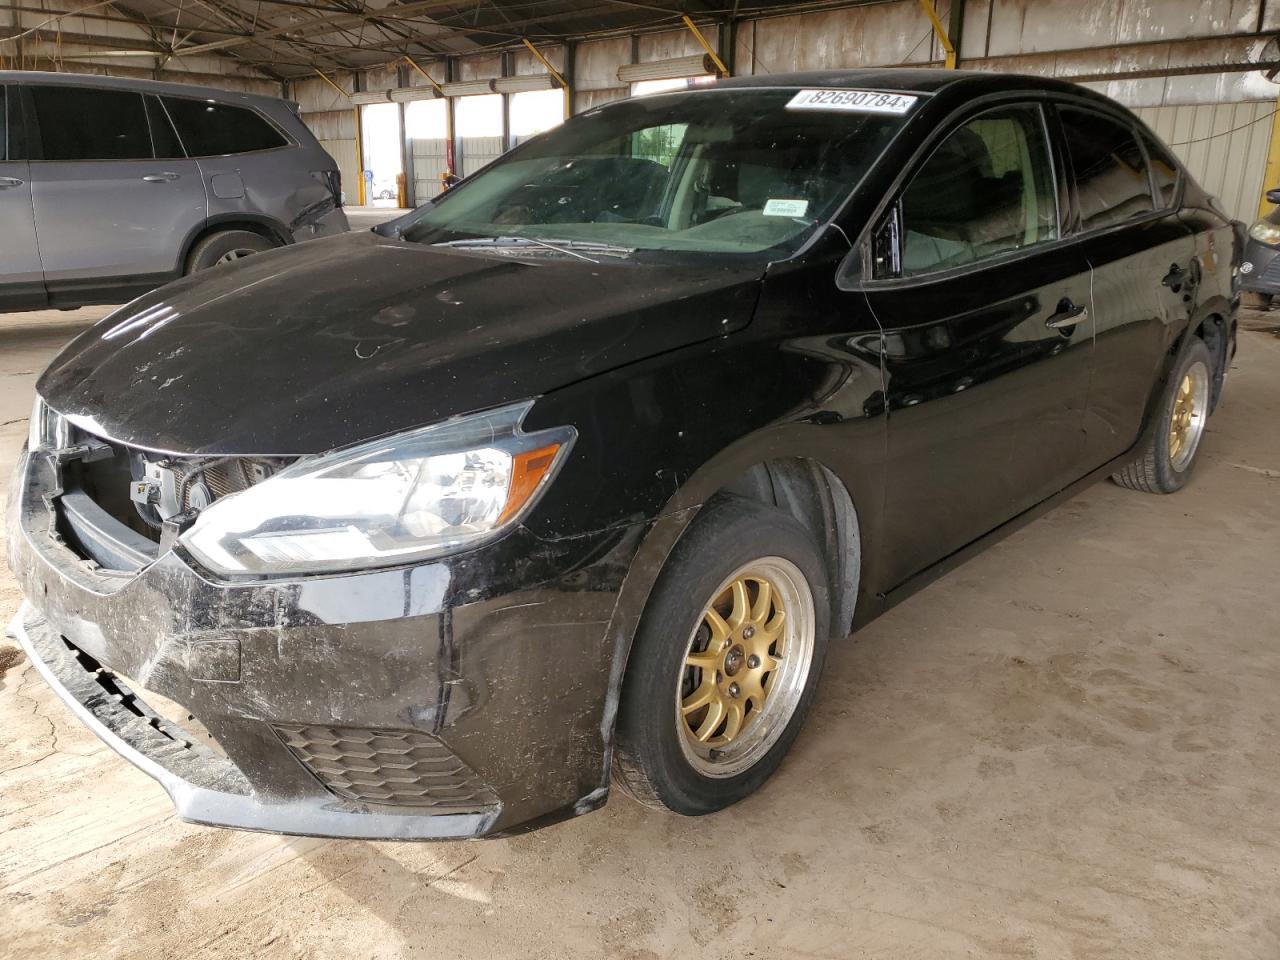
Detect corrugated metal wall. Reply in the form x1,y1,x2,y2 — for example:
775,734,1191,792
1135,102,1276,222
319,139,361,205
276,0,1280,215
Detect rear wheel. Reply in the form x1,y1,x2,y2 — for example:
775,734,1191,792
1112,337,1212,494
186,230,276,274
614,496,831,815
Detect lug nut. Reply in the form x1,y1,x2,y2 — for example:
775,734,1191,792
742,626,755,640
747,654,761,669
728,682,741,698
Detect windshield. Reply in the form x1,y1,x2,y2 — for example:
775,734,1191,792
398,89,910,258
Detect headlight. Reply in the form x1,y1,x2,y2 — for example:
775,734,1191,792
181,401,574,577
27,396,68,452
1249,220,1280,245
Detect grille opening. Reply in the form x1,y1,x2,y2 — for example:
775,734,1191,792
48,420,294,567
275,724,500,809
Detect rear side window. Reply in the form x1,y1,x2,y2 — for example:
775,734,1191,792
897,104,1058,277
0,87,7,161
1059,107,1154,230
162,97,287,156
30,85,152,161
1142,134,1180,208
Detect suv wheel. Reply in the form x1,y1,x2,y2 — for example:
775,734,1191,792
186,230,276,274
614,496,831,815
1113,337,1213,494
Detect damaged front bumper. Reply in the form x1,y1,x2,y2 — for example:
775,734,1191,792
6,446,643,840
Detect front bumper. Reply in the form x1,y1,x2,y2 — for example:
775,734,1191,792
6,447,643,839
1239,240,1280,294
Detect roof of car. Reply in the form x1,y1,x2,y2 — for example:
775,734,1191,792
0,70,286,108
714,68,1089,97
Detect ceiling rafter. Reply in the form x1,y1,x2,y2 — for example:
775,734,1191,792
6,0,833,79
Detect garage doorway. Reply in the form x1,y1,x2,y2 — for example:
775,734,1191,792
509,89,563,146
406,98,450,201
359,101,404,207
455,93,504,177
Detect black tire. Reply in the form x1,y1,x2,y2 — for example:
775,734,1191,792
1112,337,1213,494
185,230,276,274
614,496,832,815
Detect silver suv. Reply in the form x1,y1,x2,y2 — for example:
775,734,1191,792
0,72,347,312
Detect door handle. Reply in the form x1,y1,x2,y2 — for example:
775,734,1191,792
142,172,181,183
1046,299,1089,329
1162,263,1187,290
0,176,24,189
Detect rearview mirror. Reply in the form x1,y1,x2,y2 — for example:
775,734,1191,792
1267,187,1280,204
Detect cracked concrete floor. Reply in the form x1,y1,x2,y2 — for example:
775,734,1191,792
2,309,1280,959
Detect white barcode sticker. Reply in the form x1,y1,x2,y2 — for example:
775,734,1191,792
763,198,809,218
786,89,918,115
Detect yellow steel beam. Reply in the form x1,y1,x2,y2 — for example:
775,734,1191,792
314,69,364,205
403,55,446,96
521,38,571,120
1259,94,1280,218
681,15,729,76
917,0,957,69
313,68,349,99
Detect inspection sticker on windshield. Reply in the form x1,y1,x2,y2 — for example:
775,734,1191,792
786,89,918,115
763,198,809,218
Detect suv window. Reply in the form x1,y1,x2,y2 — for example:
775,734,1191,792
1059,107,1155,229
897,104,1058,277
0,87,7,162
1142,133,1180,208
30,85,153,161
162,97,287,156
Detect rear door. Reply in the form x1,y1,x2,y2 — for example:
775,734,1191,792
860,101,1095,588
26,83,205,296
0,84,47,310
1054,103,1197,468
160,95,316,237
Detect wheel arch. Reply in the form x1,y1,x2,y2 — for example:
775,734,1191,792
179,215,292,274
1188,304,1232,412
597,441,872,778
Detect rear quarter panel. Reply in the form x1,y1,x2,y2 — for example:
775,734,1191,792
200,101,346,241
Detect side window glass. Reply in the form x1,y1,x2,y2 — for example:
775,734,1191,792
162,97,287,156
1142,134,1180,208
30,86,152,161
0,87,7,162
631,123,688,168
897,105,1058,277
1059,107,1155,229
145,95,185,160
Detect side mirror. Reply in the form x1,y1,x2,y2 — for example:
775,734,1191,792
1266,187,1280,204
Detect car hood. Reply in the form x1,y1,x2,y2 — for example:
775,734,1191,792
38,231,765,455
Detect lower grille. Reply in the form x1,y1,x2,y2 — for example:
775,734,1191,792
274,724,499,808
1256,256,1280,287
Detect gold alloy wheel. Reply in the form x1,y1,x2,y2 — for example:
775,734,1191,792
1168,361,1210,472
676,557,815,779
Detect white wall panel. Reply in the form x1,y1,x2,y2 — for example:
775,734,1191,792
319,138,360,207
576,37,631,90
1135,100,1275,220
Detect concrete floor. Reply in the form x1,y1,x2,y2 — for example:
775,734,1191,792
1,309,1279,959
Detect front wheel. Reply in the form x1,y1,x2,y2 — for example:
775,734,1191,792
1112,337,1213,494
614,496,832,815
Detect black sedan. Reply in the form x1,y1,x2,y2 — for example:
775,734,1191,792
6,69,1238,839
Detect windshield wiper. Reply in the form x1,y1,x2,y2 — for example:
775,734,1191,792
432,236,635,263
